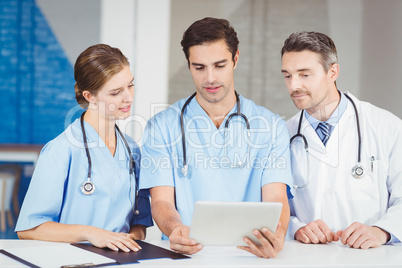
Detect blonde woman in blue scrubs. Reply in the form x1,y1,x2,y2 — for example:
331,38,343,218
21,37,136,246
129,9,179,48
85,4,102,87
15,44,153,252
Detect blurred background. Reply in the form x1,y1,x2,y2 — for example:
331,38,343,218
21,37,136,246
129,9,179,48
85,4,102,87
0,0,401,238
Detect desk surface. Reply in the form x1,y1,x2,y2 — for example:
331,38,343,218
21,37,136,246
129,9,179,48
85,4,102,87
1,239,401,267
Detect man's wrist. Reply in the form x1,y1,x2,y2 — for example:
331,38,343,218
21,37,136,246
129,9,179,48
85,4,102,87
372,226,391,244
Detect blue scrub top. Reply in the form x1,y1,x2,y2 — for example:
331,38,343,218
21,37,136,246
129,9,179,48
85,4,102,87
140,94,292,234
15,118,153,233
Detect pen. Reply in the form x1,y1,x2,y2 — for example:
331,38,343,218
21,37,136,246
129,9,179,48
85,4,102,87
371,156,375,172
60,263,95,268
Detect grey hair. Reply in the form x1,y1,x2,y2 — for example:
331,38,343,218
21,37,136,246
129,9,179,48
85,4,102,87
281,31,338,72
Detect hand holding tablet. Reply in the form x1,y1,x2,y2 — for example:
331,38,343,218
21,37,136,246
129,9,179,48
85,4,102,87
189,201,283,246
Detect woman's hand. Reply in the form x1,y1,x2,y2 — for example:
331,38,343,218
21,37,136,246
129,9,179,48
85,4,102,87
86,227,142,252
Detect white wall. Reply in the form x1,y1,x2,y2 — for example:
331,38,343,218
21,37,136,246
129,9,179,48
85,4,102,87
99,0,171,144
100,0,136,61
100,0,136,138
132,0,171,144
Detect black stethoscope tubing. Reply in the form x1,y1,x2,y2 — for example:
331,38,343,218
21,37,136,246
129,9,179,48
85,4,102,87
80,111,139,215
180,91,250,176
346,94,362,163
290,92,364,180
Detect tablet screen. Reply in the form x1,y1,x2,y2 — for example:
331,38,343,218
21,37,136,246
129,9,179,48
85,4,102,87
189,201,282,246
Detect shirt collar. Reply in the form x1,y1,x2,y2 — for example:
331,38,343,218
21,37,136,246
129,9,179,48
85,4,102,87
188,93,240,130
305,91,348,129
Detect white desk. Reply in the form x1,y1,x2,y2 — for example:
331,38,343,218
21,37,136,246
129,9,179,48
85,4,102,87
1,239,401,267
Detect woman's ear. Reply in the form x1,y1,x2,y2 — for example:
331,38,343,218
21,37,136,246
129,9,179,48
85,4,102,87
82,90,95,104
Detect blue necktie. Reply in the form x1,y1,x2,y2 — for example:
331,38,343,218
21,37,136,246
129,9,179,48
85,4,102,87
317,122,331,146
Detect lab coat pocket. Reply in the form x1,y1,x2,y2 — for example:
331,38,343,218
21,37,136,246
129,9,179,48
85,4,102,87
289,138,309,190
346,159,380,202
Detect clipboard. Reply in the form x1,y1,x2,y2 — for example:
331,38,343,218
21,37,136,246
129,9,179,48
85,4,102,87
0,244,116,268
1,241,189,267
72,240,190,264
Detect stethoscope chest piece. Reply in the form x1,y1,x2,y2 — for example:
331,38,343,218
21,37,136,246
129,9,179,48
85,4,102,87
290,93,366,187
352,164,364,179
81,180,95,195
134,190,140,215
79,111,140,214
181,164,188,177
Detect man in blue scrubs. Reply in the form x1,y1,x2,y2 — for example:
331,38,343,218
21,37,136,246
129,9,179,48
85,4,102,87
140,17,292,258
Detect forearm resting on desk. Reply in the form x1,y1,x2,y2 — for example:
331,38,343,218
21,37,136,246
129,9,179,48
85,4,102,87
17,221,143,252
17,221,94,242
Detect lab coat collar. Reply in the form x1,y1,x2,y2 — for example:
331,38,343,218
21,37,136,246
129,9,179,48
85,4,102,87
296,91,359,166
343,91,361,113
305,91,349,130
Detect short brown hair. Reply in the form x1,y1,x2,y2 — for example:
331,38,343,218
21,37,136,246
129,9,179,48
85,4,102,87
74,44,129,108
181,17,239,66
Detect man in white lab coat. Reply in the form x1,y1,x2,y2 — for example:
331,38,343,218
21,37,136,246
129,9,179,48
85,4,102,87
281,31,402,249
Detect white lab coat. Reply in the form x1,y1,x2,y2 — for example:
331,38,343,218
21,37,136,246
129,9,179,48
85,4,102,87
287,92,402,242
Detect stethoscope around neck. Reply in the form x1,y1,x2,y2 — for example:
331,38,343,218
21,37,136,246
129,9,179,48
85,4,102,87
290,93,364,189
80,111,140,215
180,91,250,177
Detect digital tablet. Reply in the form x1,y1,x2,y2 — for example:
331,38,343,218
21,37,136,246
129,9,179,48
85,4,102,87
189,201,282,246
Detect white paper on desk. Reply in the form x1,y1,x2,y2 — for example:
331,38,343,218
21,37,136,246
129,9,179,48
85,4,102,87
6,243,116,267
